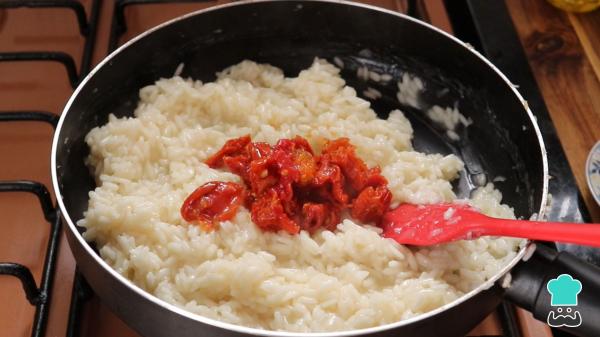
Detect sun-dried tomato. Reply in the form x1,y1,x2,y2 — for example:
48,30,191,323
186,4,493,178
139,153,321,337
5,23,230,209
293,149,317,186
180,181,246,230
313,159,348,205
183,135,393,234
301,203,341,232
351,185,392,224
364,167,388,188
320,138,372,194
222,153,251,182
291,136,314,154
251,188,300,234
205,135,251,168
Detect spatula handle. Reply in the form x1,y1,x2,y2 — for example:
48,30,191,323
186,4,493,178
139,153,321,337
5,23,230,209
506,244,600,337
482,218,600,247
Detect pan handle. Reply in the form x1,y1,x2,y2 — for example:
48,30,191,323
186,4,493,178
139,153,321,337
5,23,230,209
505,244,600,337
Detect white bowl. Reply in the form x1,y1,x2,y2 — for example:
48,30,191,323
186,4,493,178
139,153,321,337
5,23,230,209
586,140,600,206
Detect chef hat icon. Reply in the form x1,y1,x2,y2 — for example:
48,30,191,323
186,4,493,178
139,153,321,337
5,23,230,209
547,274,582,306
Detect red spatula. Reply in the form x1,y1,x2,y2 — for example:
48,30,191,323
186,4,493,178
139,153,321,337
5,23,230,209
381,203,600,247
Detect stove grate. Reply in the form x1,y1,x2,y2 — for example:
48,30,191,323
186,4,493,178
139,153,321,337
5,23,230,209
0,0,102,87
0,178,61,337
0,1,100,336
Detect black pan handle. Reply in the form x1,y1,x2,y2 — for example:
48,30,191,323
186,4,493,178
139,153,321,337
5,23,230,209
505,244,600,337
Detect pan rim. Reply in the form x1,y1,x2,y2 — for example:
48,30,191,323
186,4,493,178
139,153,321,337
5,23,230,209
51,0,549,336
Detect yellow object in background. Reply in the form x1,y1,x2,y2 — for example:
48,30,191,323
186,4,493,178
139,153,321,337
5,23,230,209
547,0,600,12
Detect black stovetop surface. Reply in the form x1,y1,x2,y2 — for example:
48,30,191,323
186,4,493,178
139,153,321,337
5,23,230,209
445,0,598,267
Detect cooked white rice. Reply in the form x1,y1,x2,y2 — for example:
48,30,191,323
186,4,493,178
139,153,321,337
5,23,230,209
396,72,424,109
80,59,521,332
426,105,473,132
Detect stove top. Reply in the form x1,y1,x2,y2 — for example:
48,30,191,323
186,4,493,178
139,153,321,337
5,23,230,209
0,1,588,337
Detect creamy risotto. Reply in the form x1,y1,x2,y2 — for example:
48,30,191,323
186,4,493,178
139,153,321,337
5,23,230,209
80,59,521,332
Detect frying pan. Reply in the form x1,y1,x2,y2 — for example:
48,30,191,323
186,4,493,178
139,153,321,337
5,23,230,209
50,1,600,336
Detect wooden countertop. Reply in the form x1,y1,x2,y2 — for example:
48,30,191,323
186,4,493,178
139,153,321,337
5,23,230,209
505,0,600,222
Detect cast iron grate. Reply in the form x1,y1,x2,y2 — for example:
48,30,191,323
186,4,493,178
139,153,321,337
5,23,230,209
0,1,99,337
0,116,60,337
0,0,102,88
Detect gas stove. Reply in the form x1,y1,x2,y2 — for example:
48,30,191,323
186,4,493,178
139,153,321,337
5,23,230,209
0,1,589,337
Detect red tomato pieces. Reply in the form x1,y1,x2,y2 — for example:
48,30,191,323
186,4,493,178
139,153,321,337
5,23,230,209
250,189,299,234
180,181,246,230
351,185,392,224
182,135,393,234
205,136,251,168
